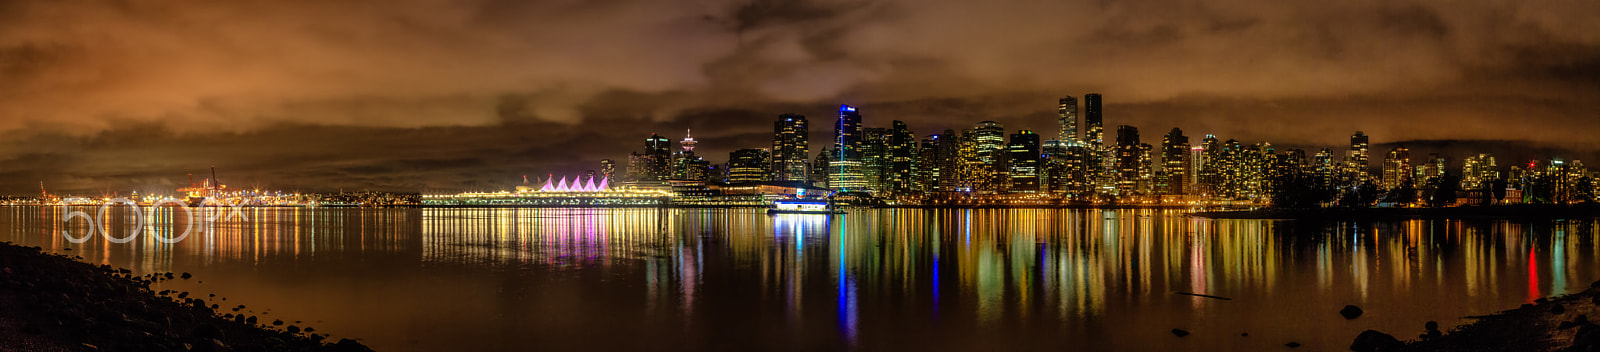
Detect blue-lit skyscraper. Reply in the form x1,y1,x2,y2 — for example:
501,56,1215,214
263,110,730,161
831,105,867,191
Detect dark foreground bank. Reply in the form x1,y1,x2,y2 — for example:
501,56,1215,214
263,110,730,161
0,242,372,352
1381,281,1600,352
1192,205,1600,220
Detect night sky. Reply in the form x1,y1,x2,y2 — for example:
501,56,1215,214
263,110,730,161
1,0,1597,195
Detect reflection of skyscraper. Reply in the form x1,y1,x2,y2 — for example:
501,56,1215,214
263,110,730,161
1058,96,1078,146
830,105,867,191
729,149,770,183
771,114,809,182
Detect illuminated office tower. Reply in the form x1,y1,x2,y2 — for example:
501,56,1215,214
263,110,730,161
626,133,674,182
1007,130,1041,193
1188,145,1204,195
917,130,961,193
1058,96,1078,145
886,121,918,195
861,127,891,194
811,147,832,187
1460,153,1499,190
1160,128,1189,195
1415,153,1446,186
1312,148,1337,189
830,105,867,192
972,121,1008,192
1197,135,1220,195
770,114,809,182
1084,94,1104,147
1381,147,1411,190
1347,131,1370,183
599,159,615,180
1114,125,1141,194
728,149,771,183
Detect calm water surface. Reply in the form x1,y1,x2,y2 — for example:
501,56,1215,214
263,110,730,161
4,207,1597,351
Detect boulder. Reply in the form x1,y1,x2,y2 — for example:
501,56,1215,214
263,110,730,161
1350,330,1403,352
1172,328,1189,337
1340,305,1364,320
1285,342,1301,348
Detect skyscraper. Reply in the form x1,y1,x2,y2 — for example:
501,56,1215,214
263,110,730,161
1007,130,1041,193
1381,146,1411,190
771,113,809,182
1347,131,1370,183
887,121,918,195
972,121,1007,192
1160,128,1190,195
860,127,889,194
1058,96,1078,145
626,133,673,182
1084,94,1103,147
1461,153,1499,190
830,105,867,191
728,149,770,183
1114,125,1141,194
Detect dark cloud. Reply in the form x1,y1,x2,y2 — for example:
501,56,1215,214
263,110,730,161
0,0,1596,194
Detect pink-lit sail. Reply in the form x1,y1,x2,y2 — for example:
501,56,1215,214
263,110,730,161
534,175,612,192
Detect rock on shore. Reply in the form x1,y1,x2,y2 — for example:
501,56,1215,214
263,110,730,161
1405,280,1600,351
0,242,372,351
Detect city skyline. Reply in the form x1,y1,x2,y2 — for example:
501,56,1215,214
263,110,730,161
0,0,1596,194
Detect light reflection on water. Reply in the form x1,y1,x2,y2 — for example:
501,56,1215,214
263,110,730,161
2,206,1597,351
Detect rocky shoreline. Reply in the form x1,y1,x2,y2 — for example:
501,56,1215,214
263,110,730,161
0,241,372,351
1191,205,1600,220
1391,281,1600,352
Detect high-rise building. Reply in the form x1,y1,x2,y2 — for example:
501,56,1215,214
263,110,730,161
917,130,961,193
771,114,809,182
860,127,889,194
811,147,832,188
626,133,673,182
1197,134,1220,195
1347,131,1370,183
1382,146,1411,190
1084,94,1103,147
1416,153,1446,186
1007,130,1041,193
1160,128,1190,195
972,121,1007,192
1058,96,1078,145
728,149,770,183
1114,125,1141,194
886,121,918,195
599,159,615,180
830,105,868,192
1461,153,1499,190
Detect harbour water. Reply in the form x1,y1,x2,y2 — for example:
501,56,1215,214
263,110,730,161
3,206,1596,351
